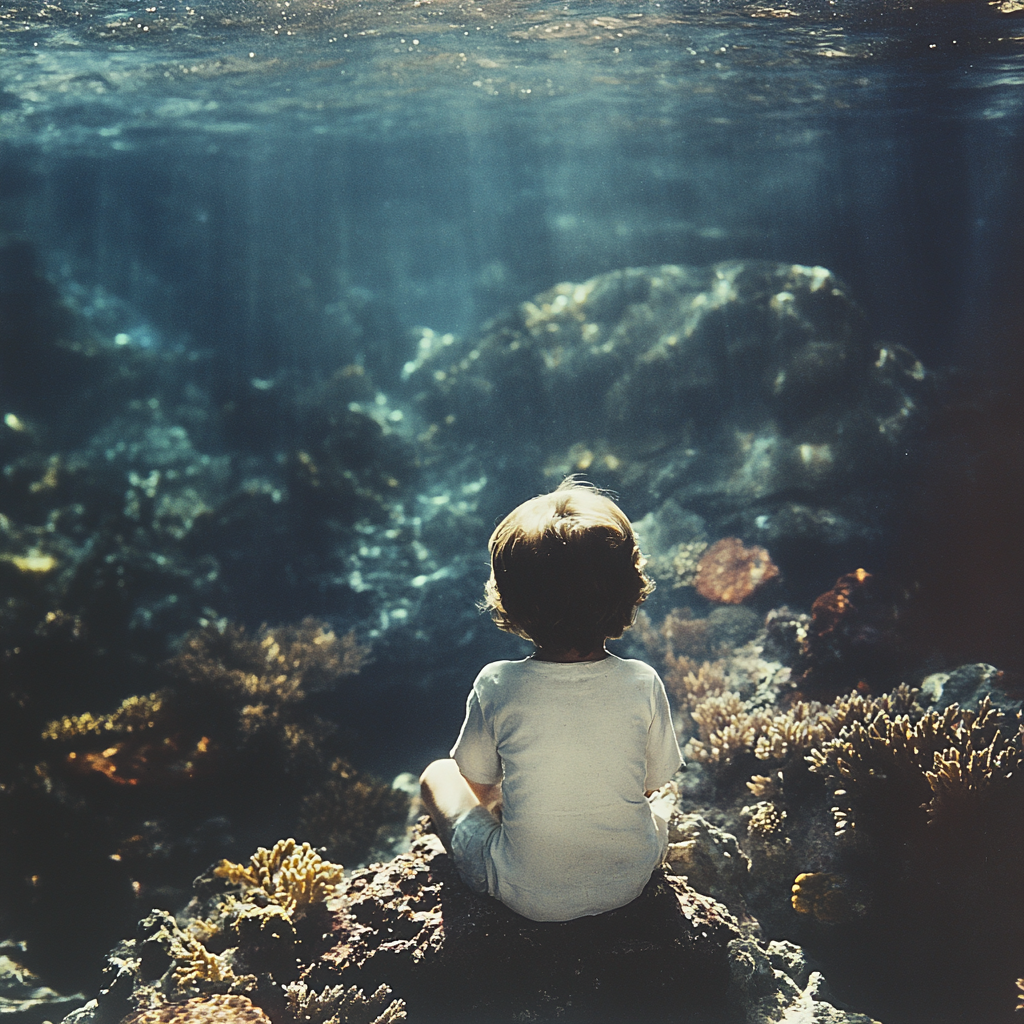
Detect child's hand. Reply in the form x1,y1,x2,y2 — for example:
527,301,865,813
647,781,679,823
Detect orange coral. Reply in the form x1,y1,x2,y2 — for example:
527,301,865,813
694,538,780,604
65,735,214,787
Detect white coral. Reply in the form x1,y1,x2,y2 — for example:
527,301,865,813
285,981,406,1024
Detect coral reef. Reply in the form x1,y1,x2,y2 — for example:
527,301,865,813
663,657,729,712
62,827,748,1024
58,837,407,1024
636,591,1023,1023
37,620,374,800
121,995,271,1024
694,538,781,605
214,839,345,916
1,619,406,995
798,695,1024,1022
3,249,1018,1024
807,695,1022,833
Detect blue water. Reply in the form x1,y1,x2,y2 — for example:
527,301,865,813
3,0,1022,377
2,0,1022,752
1,2,1023,1009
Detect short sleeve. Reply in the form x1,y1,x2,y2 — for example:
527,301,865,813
644,671,683,791
451,687,503,785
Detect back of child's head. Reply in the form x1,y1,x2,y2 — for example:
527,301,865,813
482,478,654,654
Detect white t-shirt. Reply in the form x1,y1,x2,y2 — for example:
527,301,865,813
450,654,682,922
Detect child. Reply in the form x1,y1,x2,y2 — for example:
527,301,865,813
420,478,682,923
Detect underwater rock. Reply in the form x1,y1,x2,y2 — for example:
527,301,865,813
407,262,927,561
55,838,394,1024
1,619,407,999
726,938,881,1024
67,828,743,1024
919,662,1022,714
0,941,87,1024
664,813,751,911
320,827,741,1023
639,603,1023,1023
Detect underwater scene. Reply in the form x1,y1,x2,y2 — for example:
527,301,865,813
1,0,1022,1021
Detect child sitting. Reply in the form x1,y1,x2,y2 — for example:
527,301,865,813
420,478,682,922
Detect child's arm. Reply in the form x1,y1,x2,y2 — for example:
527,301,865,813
466,776,503,816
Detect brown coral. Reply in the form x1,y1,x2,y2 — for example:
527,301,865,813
663,657,729,712
42,689,216,787
694,538,780,605
41,619,369,788
214,838,344,914
807,696,1023,834
681,677,922,780
685,693,773,765
283,980,407,1024
171,934,242,991
122,995,271,1024
753,684,920,764
42,690,169,742
174,618,369,711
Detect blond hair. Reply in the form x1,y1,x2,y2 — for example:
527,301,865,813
481,478,654,654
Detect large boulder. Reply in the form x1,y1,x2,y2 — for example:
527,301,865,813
406,262,927,557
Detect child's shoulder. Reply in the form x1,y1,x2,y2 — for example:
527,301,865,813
473,657,531,682
606,654,661,680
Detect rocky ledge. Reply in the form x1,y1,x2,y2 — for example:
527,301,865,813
57,824,883,1024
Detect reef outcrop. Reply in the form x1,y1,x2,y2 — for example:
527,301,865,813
60,826,883,1024
637,591,1024,1024
407,262,927,566
0,618,407,993
3,246,1018,1023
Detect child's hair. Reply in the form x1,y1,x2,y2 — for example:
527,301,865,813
481,477,655,654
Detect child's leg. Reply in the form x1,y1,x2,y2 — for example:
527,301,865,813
419,758,487,853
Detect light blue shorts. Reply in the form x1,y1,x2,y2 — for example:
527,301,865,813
450,804,501,895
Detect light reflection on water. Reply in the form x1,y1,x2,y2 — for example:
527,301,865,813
1,0,1021,399
2,0,1022,149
